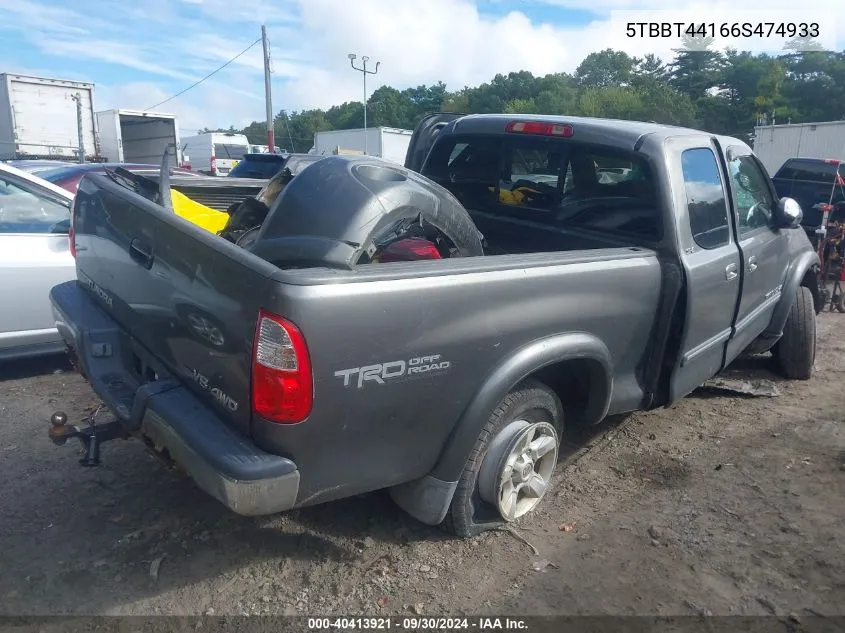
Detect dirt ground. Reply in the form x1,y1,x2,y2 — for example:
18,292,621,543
0,313,843,619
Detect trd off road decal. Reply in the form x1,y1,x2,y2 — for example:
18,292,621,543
334,354,451,389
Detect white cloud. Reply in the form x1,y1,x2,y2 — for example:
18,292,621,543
282,0,581,109
33,37,200,82
3,0,840,136
95,79,265,134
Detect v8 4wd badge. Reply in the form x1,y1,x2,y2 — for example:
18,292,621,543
334,354,451,389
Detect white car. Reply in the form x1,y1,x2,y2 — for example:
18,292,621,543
0,162,76,360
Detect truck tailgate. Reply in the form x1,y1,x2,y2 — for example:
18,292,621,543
71,172,280,433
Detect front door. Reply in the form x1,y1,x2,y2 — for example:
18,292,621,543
721,145,790,364
668,139,742,401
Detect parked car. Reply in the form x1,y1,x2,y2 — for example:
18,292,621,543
4,159,71,174
227,152,287,179
228,153,325,180
49,113,820,538
37,162,202,194
0,162,75,360
771,157,845,245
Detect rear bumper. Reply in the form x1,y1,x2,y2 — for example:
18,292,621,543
49,280,300,516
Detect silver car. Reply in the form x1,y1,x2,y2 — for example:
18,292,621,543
0,163,76,360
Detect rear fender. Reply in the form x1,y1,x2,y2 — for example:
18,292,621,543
390,333,612,525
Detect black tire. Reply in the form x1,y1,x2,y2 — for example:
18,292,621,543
441,380,563,538
776,285,816,380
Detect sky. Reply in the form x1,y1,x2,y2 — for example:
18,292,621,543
0,0,840,135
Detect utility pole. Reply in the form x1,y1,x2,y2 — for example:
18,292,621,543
70,93,85,163
348,53,380,155
262,25,275,152
280,109,295,153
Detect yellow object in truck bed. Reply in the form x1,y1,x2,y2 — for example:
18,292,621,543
170,189,230,234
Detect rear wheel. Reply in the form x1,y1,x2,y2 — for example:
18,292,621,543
775,285,816,380
441,380,563,538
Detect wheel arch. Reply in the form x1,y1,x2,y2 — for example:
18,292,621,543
766,250,822,340
389,332,613,526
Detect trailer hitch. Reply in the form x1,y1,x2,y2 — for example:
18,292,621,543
49,406,128,467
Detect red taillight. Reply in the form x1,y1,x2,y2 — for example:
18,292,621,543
252,310,312,424
819,203,834,212
376,238,442,262
210,156,217,174
824,159,839,164
505,121,574,137
68,199,77,258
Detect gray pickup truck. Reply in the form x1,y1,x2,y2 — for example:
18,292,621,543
47,113,821,537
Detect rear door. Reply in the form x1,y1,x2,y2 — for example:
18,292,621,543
668,138,743,400
404,112,464,173
721,145,791,364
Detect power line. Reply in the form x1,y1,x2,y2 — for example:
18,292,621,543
144,37,262,111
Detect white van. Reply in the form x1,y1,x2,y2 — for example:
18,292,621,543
249,144,283,154
181,132,250,176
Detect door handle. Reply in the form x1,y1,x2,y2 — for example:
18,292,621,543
129,238,154,270
747,256,758,272
725,263,738,281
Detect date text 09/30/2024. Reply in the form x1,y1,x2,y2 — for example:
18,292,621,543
625,22,820,39
308,617,529,630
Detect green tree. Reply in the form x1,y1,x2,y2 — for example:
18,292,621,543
367,86,410,128
637,84,698,126
229,47,845,150
783,36,826,52
503,98,538,114
670,37,724,100
577,86,643,120
575,49,636,88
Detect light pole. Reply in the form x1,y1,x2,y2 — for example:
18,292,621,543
348,53,380,155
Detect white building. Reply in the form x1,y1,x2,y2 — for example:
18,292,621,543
310,127,413,165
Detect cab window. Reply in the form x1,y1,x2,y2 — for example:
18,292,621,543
681,148,731,249
727,154,775,235
423,134,661,240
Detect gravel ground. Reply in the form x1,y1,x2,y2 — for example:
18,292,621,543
0,312,842,618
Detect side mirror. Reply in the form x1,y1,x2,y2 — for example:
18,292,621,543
776,197,802,229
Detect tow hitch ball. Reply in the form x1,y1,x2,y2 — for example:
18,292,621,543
49,410,126,467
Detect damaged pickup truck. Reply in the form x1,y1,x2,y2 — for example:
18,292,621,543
47,114,821,537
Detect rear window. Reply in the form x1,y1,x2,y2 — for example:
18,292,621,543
774,159,842,183
423,134,661,240
214,144,249,159
229,157,285,179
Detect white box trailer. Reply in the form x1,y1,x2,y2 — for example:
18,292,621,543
0,74,99,161
753,120,845,176
96,109,182,165
311,127,413,164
